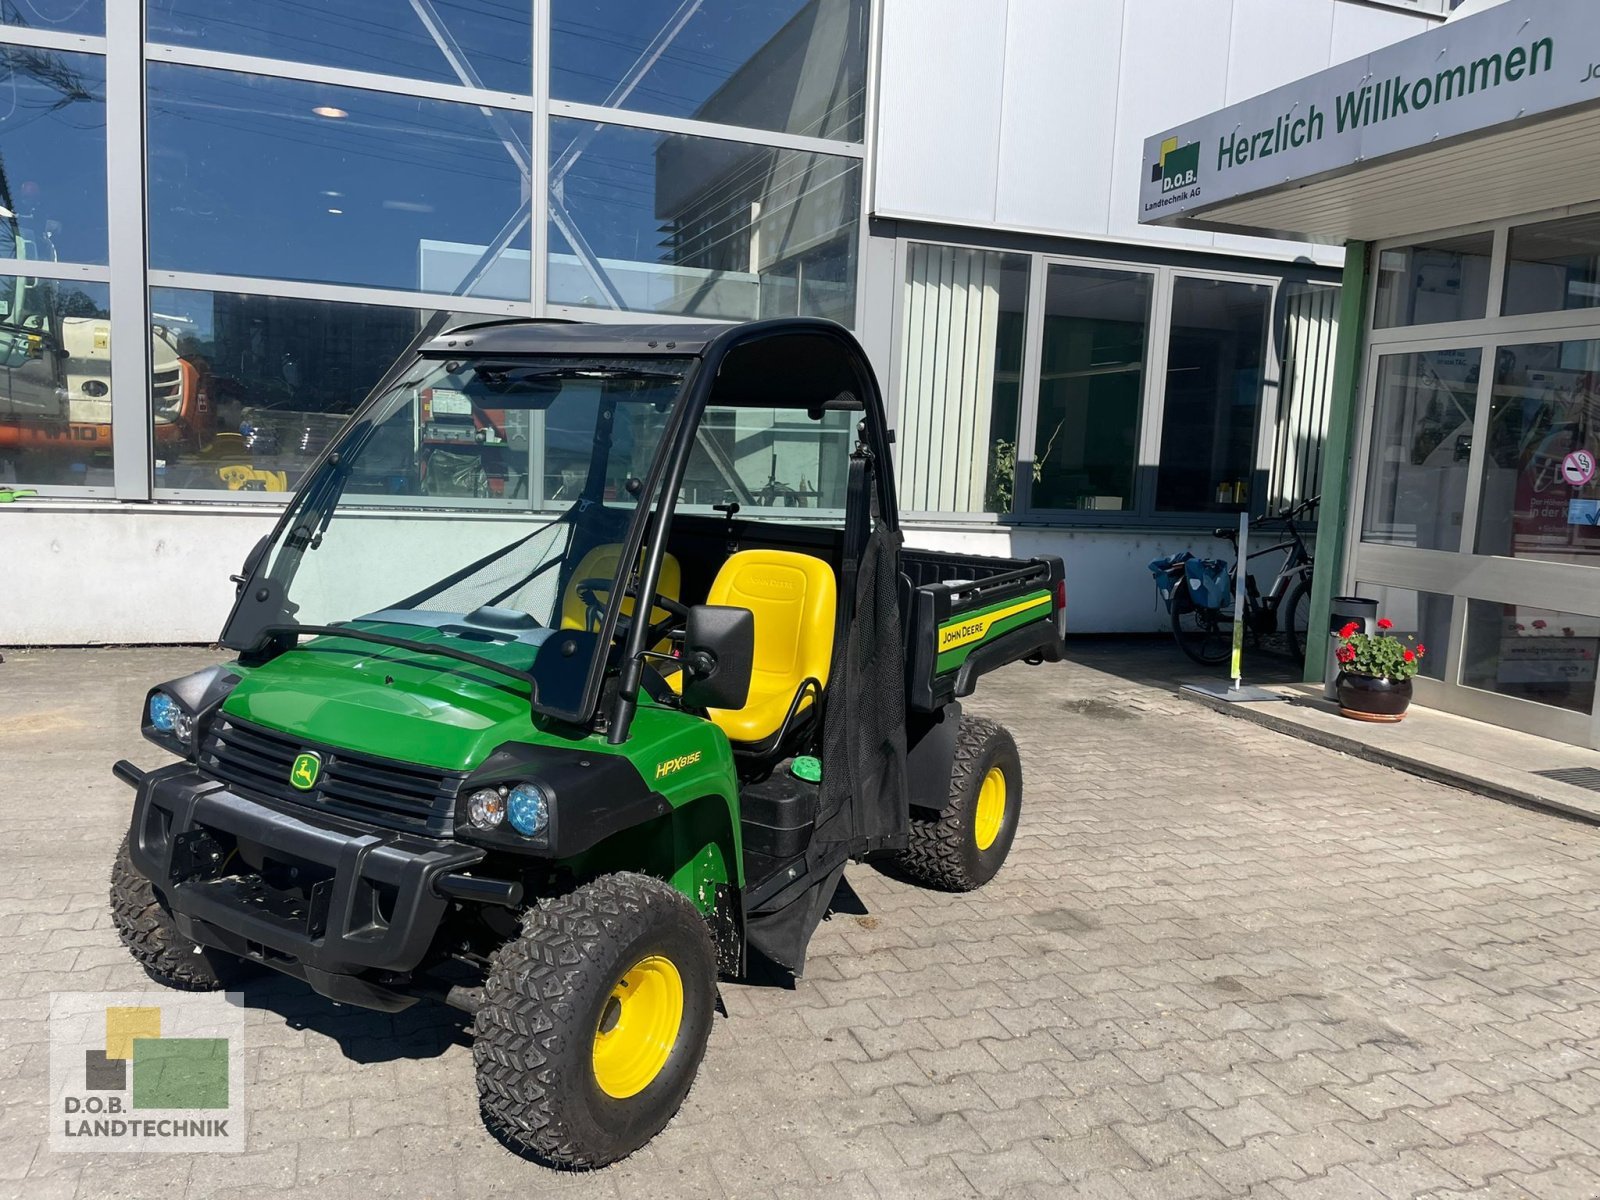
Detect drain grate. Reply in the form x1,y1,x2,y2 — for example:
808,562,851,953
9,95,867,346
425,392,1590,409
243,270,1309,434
1533,767,1600,792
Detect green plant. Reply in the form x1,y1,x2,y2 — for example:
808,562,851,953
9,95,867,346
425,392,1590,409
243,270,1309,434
1335,617,1426,682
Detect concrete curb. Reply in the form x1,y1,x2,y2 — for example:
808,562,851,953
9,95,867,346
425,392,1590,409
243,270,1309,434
1182,687,1600,827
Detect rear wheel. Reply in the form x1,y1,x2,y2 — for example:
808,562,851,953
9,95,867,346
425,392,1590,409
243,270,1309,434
473,872,716,1169
893,716,1021,892
1282,578,1312,666
1172,603,1233,666
109,835,251,991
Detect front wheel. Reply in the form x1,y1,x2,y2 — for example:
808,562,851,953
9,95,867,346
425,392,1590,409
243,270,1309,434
1171,603,1233,666
892,716,1021,892
473,873,717,1169
110,835,252,991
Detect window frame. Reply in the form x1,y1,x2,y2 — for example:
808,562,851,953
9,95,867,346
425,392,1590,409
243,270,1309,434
888,233,1319,529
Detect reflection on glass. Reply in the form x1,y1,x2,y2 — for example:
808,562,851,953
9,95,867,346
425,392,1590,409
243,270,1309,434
2,0,103,36
1373,233,1492,328
0,279,112,489
547,118,859,323
148,65,531,299
1475,338,1600,565
1463,599,1597,715
551,0,867,140
0,47,106,266
1361,348,1481,551
149,288,437,494
1503,212,1600,317
679,404,852,519
1156,276,1270,513
148,1,532,94
896,244,1027,514
1029,265,1150,512
1354,583,1452,683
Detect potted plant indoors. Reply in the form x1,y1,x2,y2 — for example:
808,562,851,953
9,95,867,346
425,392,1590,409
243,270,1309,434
1334,617,1426,722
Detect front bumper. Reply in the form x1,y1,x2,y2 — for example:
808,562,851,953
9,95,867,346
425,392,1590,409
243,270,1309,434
127,763,485,1011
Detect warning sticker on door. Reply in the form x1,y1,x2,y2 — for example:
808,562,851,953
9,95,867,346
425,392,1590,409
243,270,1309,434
1561,450,1596,487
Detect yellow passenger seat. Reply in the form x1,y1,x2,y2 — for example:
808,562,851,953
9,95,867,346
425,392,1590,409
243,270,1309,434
705,550,836,746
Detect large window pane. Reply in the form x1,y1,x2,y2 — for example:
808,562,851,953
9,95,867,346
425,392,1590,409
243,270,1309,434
1361,348,1480,551
1155,276,1270,513
550,0,867,140
896,244,1027,514
1463,599,1597,716
0,278,112,489
1029,264,1150,513
148,66,531,299
1354,583,1453,683
0,47,106,266
2,1,102,36
149,288,436,494
1373,233,1492,328
1475,338,1600,566
1503,212,1600,317
147,1,531,95
548,118,859,323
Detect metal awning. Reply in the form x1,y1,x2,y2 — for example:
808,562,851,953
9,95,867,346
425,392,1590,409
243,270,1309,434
1139,0,1600,245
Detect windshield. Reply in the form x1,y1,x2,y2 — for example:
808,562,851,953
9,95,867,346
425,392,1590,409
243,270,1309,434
228,352,691,718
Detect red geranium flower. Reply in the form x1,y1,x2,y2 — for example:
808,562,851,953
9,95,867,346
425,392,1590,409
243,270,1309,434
1336,645,1356,663
1403,649,1415,663
1416,644,1426,655
1533,620,1548,630
1339,621,1359,638
1377,617,1393,630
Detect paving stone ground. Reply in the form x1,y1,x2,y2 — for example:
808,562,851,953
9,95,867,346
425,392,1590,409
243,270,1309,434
4,641,1600,1199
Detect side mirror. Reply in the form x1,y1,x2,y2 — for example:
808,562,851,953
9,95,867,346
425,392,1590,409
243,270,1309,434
681,605,753,712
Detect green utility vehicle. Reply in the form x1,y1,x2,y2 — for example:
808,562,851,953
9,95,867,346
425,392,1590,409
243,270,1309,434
111,317,1066,1167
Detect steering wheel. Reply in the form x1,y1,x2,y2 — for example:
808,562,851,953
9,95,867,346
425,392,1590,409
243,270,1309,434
573,577,689,646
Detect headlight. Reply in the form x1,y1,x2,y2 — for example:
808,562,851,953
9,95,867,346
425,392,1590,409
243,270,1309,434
147,691,195,743
466,787,505,830
507,784,550,837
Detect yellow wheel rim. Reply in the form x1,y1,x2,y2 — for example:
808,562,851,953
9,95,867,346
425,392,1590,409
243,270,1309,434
591,955,684,1100
973,765,1007,852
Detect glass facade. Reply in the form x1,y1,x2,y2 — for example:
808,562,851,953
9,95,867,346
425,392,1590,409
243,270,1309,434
0,1,866,497
1352,209,1600,747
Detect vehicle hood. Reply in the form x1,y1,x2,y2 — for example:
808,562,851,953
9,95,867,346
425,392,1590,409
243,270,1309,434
219,621,563,772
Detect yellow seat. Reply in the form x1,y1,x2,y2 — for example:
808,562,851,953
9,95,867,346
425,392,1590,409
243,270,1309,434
705,549,836,746
560,545,682,647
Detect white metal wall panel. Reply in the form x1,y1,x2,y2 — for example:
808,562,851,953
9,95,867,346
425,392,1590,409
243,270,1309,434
1105,0,1236,248
873,0,1436,252
873,0,1008,224
992,0,1125,236
1225,0,1336,103
1329,1,1430,60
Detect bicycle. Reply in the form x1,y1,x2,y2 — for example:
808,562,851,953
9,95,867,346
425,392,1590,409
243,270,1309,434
1152,496,1318,668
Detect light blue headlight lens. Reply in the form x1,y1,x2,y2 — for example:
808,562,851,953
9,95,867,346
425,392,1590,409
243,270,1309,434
148,692,179,733
507,784,549,837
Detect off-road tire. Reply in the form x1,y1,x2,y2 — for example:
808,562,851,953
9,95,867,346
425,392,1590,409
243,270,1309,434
895,716,1022,892
473,872,717,1169
110,835,248,990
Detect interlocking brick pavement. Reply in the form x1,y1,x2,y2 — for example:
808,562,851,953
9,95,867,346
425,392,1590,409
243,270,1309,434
4,640,1600,1199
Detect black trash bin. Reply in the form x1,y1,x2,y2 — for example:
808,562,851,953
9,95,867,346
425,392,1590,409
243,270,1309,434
1324,596,1379,699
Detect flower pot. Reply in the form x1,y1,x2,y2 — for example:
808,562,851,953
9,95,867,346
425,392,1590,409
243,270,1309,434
1335,671,1413,723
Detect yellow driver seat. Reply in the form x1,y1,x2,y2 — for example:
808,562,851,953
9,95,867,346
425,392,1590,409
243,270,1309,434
560,545,682,645
705,549,836,746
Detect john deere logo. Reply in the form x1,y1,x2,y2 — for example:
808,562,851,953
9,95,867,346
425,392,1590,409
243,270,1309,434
289,752,321,791
1151,137,1200,193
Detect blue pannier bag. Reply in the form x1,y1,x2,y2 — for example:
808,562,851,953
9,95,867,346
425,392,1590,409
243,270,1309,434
1147,552,1192,613
1184,557,1232,611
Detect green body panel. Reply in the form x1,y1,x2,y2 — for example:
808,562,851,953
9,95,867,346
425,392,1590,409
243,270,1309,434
216,624,743,902
934,589,1053,674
